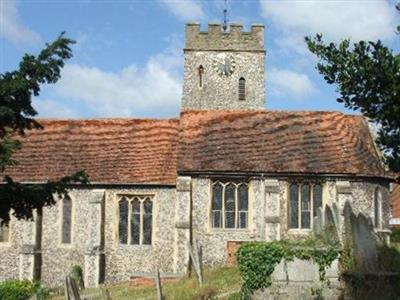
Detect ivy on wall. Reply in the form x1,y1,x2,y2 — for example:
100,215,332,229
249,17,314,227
236,239,340,298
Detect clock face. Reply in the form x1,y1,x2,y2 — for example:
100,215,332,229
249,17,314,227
213,55,236,76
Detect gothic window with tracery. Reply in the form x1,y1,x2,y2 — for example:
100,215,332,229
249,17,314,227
211,181,248,229
238,77,246,100
289,182,323,229
0,219,9,243
118,195,153,245
61,196,72,244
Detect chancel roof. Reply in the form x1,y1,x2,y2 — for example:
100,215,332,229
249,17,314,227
3,110,390,185
178,110,388,178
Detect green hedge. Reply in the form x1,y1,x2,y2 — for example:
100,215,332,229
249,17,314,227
0,280,38,300
236,239,339,298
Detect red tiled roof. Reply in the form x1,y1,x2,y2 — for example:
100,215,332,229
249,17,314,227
4,119,179,185
178,110,388,177
392,184,400,218
3,110,391,185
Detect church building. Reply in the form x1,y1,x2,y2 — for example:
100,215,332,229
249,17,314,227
0,23,393,287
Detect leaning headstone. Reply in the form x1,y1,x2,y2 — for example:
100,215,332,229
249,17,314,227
325,205,339,244
332,202,340,229
313,207,323,236
352,213,378,271
65,276,82,300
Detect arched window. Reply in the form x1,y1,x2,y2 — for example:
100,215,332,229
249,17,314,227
211,181,248,229
212,183,223,228
119,197,129,244
130,198,140,245
143,198,153,245
61,196,72,244
374,188,382,229
0,220,9,243
238,77,246,101
289,182,323,229
118,195,153,245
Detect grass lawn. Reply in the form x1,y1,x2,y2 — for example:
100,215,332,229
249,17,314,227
51,266,242,300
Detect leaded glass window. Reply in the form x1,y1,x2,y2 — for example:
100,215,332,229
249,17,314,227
118,195,153,245
289,182,324,229
374,188,382,229
0,219,9,243
61,196,72,244
119,197,129,244
211,181,249,229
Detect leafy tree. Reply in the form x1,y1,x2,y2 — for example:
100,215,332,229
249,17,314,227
305,7,400,177
0,33,88,224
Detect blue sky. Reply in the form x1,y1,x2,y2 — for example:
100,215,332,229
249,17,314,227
1,0,399,118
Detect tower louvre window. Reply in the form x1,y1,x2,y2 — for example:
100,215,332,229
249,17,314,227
238,77,246,100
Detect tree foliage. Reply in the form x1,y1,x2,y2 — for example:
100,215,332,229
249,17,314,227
305,35,400,175
0,33,88,224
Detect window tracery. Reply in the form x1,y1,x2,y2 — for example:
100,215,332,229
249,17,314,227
118,195,153,245
211,181,248,229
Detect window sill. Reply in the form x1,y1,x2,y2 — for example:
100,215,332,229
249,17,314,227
287,229,313,235
117,244,153,250
209,228,251,234
0,242,11,247
58,243,74,249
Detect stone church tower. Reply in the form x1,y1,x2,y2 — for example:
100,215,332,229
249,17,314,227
181,23,266,110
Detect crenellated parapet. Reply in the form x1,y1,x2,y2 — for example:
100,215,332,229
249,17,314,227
185,23,265,51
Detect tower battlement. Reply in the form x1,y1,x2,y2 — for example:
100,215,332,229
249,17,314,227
185,23,265,52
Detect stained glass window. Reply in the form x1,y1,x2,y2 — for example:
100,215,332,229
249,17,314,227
118,195,153,245
62,197,72,244
211,181,248,229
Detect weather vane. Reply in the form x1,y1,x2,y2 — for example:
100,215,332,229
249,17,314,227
222,0,228,32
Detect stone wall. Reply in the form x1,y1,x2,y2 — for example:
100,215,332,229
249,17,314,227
182,51,265,110
103,188,177,284
191,178,265,266
0,186,177,287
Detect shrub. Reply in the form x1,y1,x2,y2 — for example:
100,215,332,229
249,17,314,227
70,265,84,289
0,280,38,300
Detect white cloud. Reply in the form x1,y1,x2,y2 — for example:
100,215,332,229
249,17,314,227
161,0,205,21
260,0,398,53
33,98,81,119
268,68,317,99
39,44,183,118
0,0,41,45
